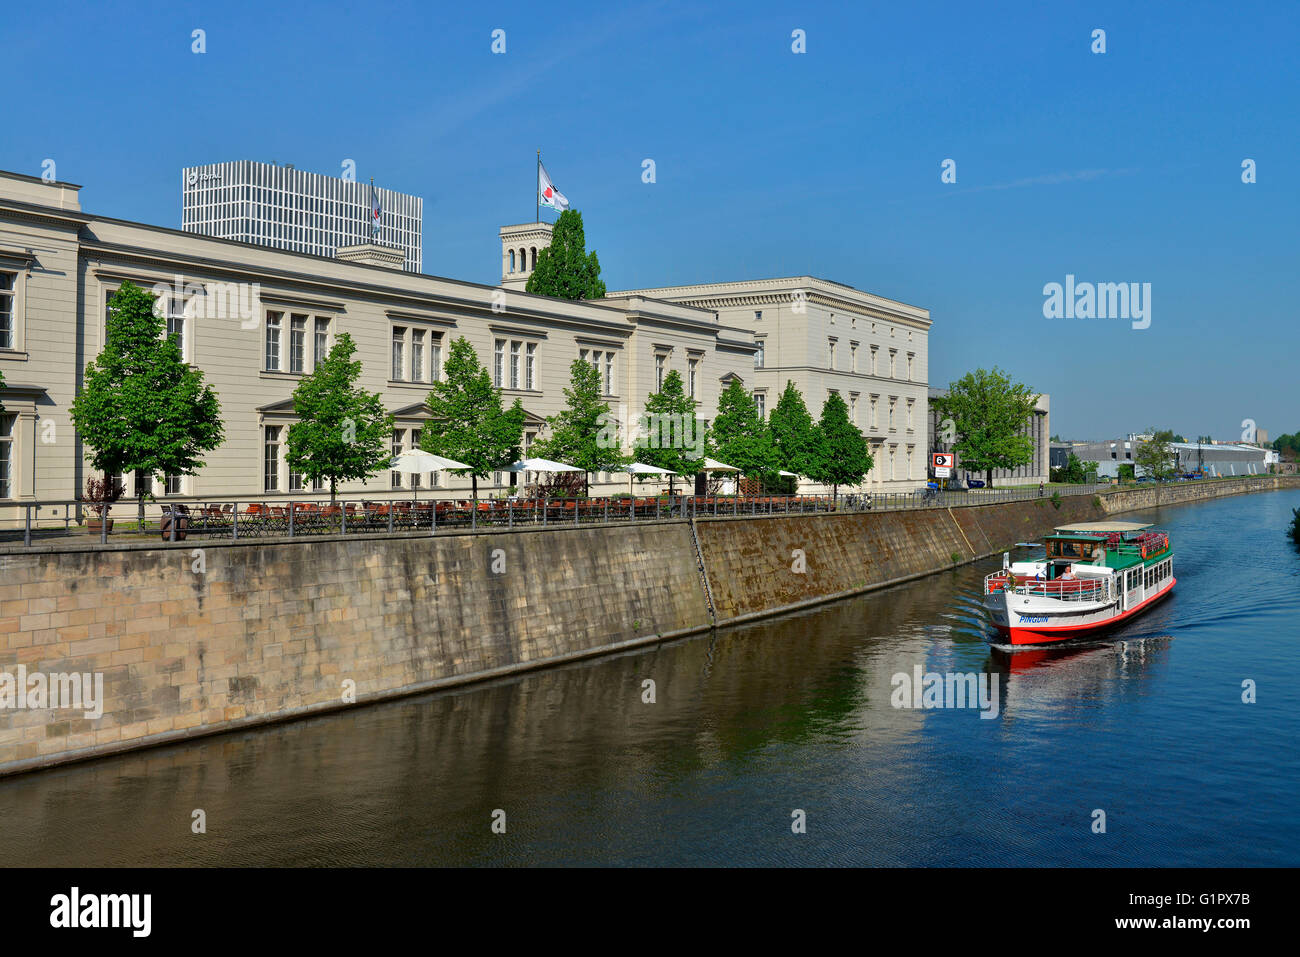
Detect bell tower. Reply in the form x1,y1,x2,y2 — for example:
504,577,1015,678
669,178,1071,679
499,221,553,290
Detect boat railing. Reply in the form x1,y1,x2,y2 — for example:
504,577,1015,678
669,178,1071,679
1109,531,1170,559
985,571,1110,603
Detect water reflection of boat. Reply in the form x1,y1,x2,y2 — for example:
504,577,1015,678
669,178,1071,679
983,635,1174,716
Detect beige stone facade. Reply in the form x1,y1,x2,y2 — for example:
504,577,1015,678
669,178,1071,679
606,278,932,491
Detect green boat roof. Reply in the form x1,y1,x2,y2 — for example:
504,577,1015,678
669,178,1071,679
1102,552,1146,570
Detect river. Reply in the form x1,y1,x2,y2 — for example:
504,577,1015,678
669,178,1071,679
2,489,1297,866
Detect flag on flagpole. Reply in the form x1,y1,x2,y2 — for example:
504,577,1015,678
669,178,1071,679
370,182,382,236
538,163,569,211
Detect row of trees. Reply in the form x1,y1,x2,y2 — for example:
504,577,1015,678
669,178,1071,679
67,281,883,507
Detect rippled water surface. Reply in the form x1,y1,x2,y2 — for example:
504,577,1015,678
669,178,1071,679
2,490,1298,866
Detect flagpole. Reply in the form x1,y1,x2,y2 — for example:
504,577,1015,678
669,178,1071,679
536,149,540,223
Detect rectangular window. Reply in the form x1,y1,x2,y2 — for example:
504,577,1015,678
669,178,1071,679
907,353,915,381
689,358,699,398
754,310,762,321
411,329,425,383
870,346,878,376
851,343,858,373
655,354,666,390
494,339,505,387
0,414,13,498
828,339,836,369
289,469,307,491
165,296,187,359
754,393,765,419
889,397,896,430
411,429,423,488
265,311,283,370
165,474,182,495
510,341,521,389
604,351,613,395
392,327,405,380
314,317,330,369
870,396,878,429
290,314,307,373
525,342,536,389
850,395,858,425
754,340,765,369
907,399,914,431
264,426,281,492
432,338,443,383
889,350,897,378
392,429,404,488
0,272,15,350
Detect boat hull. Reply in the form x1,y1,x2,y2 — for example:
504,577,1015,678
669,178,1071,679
989,578,1176,646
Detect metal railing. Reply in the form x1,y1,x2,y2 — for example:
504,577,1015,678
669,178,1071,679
0,482,1116,548
985,571,1111,603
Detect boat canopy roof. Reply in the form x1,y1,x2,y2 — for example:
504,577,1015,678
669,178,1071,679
1053,521,1153,533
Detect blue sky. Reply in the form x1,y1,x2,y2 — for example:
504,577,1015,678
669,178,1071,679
2,0,1296,440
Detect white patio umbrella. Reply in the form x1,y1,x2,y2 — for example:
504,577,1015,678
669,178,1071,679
702,457,740,495
502,457,584,473
388,449,471,503
623,462,676,497
503,457,584,500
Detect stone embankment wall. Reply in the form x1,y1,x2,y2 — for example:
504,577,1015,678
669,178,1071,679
2,475,1295,775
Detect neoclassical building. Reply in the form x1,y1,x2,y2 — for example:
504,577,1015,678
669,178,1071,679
1,167,933,523
604,277,932,491
0,170,757,523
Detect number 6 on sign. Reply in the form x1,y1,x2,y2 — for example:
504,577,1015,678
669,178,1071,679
932,452,955,478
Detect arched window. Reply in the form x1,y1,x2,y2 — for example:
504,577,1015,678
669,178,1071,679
508,250,515,273
530,247,537,269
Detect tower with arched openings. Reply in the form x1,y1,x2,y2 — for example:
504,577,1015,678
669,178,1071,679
499,221,554,290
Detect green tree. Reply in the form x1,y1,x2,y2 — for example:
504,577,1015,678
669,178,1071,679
70,281,224,520
807,392,873,500
768,381,822,479
422,337,525,502
710,379,775,482
931,367,1040,488
532,358,626,497
285,332,394,502
525,210,606,300
1118,463,1135,482
636,370,705,494
1135,428,1178,481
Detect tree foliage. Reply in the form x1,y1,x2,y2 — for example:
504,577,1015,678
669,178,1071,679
767,381,822,478
525,210,607,300
931,367,1039,488
710,378,774,478
285,332,394,501
636,369,705,490
69,281,224,509
532,358,626,495
807,391,873,498
421,336,525,501
1135,428,1178,480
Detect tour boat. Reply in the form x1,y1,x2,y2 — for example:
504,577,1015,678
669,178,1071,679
983,521,1175,646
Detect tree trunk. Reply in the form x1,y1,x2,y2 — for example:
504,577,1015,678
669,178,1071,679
472,474,479,504
137,491,145,530
986,468,993,489
330,477,337,504
584,472,589,499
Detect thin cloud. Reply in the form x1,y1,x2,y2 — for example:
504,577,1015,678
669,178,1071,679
943,167,1138,197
